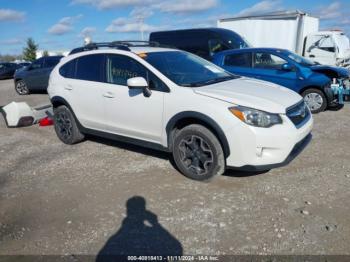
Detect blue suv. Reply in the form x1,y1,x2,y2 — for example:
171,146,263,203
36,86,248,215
213,48,350,113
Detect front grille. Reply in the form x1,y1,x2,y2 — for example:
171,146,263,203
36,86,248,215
286,100,310,128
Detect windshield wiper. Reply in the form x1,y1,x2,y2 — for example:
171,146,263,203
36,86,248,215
187,76,236,87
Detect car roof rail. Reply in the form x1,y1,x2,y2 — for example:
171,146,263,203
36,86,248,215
69,42,131,55
111,40,160,47
68,40,174,55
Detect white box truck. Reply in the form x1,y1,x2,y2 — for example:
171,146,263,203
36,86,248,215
218,10,350,67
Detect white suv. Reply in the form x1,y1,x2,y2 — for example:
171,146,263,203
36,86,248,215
48,42,313,181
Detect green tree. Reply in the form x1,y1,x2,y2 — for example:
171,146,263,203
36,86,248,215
22,38,38,62
43,50,49,57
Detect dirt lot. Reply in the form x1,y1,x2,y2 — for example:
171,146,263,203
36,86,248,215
1,79,350,257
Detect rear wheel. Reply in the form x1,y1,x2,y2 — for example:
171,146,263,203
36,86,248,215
172,124,225,181
15,80,29,95
301,88,327,114
53,105,84,145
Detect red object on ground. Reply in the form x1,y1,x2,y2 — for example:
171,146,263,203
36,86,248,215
39,117,54,127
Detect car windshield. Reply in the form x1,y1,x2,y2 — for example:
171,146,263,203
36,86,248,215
223,32,251,49
286,51,317,66
143,51,237,87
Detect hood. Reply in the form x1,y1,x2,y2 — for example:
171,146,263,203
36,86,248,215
194,77,302,114
310,65,350,79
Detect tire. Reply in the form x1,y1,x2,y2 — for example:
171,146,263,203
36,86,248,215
301,88,327,114
172,124,225,181
15,80,29,95
53,105,85,145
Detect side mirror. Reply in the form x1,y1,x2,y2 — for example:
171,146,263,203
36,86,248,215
281,63,293,71
127,77,152,97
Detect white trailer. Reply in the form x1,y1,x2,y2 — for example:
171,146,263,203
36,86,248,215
218,10,350,67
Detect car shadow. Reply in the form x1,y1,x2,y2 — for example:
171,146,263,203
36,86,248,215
26,90,47,95
223,169,270,177
96,196,183,261
86,135,179,170
87,135,270,179
327,104,344,111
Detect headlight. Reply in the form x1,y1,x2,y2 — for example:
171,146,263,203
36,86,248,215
229,106,282,128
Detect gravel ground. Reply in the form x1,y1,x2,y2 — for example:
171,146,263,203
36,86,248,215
0,79,350,257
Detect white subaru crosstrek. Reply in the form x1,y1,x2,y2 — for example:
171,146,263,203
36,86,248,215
48,42,313,181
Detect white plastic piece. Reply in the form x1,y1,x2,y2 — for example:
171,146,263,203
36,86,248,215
0,102,53,127
1,102,35,127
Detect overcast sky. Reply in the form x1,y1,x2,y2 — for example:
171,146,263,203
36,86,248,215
0,0,349,54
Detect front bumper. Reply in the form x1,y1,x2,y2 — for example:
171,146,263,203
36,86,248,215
228,133,312,171
224,112,313,170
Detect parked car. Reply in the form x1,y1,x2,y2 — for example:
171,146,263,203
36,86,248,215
0,62,21,80
48,42,313,181
212,48,350,113
149,28,250,61
14,56,63,95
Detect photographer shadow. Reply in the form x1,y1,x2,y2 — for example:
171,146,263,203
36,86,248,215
96,196,183,261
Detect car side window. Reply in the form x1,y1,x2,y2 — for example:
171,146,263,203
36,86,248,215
44,57,61,68
224,53,252,67
208,39,228,56
31,59,44,70
0,63,9,69
318,37,335,53
254,52,287,70
59,59,77,79
76,54,104,82
106,54,168,92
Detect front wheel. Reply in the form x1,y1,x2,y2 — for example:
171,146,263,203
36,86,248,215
301,88,327,114
172,124,225,181
15,80,29,95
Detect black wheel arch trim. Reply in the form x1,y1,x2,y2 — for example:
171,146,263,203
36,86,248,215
166,111,230,157
51,96,85,131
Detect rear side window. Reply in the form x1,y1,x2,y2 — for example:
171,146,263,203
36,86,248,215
76,54,104,82
45,57,61,68
224,53,252,67
59,59,76,78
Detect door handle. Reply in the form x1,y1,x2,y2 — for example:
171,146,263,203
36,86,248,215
309,55,315,58
103,92,115,98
